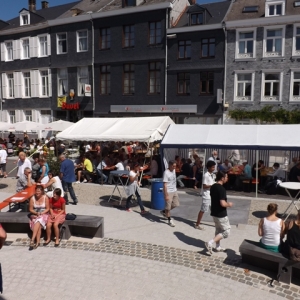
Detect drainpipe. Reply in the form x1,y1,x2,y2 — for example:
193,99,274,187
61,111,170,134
90,16,95,114
164,8,169,106
222,21,227,125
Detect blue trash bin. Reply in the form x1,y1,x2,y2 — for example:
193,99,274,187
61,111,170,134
150,178,165,210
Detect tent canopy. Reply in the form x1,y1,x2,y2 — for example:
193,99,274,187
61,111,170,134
56,116,174,143
161,124,300,151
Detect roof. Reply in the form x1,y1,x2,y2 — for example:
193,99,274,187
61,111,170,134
58,0,172,18
161,124,300,151
174,1,230,28
225,0,299,22
2,1,80,30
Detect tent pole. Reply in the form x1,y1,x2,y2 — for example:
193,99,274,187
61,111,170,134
256,150,259,198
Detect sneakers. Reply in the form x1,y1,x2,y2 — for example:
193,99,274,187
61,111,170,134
195,224,205,230
75,181,80,184
168,219,175,227
83,179,87,183
126,208,133,212
160,210,166,218
205,242,213,255
215,246,226,252
140,210,148,215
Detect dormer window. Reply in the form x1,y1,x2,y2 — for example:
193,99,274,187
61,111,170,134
265,1,285,17
124,0,136,7
191,13,203,25
243,6,258,13
20,11,30,26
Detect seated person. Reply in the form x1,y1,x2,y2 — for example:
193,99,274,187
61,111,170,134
82,154,94,183
37,158,49,183
44,188,66,247
177,158,192,188
97,157,108,184
16,167,35,192
144,155,159,178
289,162,300,183
107,157,125,184
259,163,285,194
41,170,64,198
258,203,284,253
268,163,285,180
221,159,232,173
28,185,49,249
252,160,265,186
75,156,84,184
282,209,300,261
235,160,252,190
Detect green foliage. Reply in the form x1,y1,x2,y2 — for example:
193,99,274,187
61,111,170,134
228,106,300,124
47,153,61,175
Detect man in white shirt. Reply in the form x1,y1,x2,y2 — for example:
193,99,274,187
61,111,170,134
229,149,240,166
160,160,180,227
107,158,125,184
208,150,220,174
195,160,216,230
0,145,8,178
97,158,108,184
16,152,32,178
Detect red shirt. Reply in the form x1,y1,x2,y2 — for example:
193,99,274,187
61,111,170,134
50,197,65,210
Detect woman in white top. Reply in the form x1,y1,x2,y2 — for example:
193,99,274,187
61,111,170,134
258,203,285,253
125,163,147,214
41,170,64,199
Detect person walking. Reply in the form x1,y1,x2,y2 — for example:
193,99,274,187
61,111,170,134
59,154,78,205
0,145,8,178
205,171,233,254
195,160,216,230
160,160,180,227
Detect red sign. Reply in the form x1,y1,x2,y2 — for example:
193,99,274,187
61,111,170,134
62,102,80,110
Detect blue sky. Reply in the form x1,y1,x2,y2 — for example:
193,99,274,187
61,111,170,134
0,0,223,21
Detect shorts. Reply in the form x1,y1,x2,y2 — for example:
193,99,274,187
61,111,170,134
200,197,211,213
212,216,231,239
165,192,180,210
0,164,6,172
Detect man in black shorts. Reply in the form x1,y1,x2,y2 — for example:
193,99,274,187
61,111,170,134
205,171,233,254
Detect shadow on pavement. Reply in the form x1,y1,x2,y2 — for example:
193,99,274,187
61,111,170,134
252,210,268,218
141,212,166,224
0,183,8,190
173,231,205,248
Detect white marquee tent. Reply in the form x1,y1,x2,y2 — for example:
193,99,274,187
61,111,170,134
56,116,174,143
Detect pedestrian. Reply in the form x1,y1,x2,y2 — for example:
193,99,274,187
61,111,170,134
0,145,8,178
208,150,220,173
205,171,233,254
195,160,216,230
16,152,32,178
59,154,78,205
160,160,180,227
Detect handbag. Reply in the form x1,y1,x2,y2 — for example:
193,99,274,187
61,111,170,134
289,246,300,262
65,213,77,220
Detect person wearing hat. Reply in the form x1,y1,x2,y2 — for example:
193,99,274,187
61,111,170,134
0,145,8,178
235,160,252,191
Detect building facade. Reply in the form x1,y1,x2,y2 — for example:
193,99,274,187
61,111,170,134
223,0,300,124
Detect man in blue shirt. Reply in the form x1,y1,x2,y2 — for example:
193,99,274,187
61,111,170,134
235,160,252,190
59,154,78,205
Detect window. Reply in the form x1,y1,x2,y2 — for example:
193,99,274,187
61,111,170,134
20,12,30,26
57,69,68,96
5,42,13,61
265,1,285,17
124,0,136,6
9,111,15,123
23,72,31,98
40,70,49,96
262,71,282,101
264,27,284,57
201,38,215,58
39,35,48,57
100,28,111,50
123,64,135,95
77,31,88,52
7,74,14,98
123,25,135,48
177,73,190,95
22,15,29,25
290,71,300,101
100,65,111,95
236,29,256,59
191,13,203,25
295,1,300,7
243,6,259,12
149,22,161,45
269,4,282,15
149,62,160,94
24,110,32,121
22,39,30,59
293,25,300,56
57,33,67,54
200,72,214,94
235,73,254,101
78,67,89,96
178,41,191,59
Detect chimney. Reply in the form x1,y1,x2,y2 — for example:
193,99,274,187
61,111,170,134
189,0,196,4
41,1,49,9
28,0,36,12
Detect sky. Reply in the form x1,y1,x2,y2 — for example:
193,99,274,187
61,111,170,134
0,0,223,21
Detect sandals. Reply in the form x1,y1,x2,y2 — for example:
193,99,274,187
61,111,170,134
29,240,35,250
54,242,60,248
34,243,40,249
43,240,51,246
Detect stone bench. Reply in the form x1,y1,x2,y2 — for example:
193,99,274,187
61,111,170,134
0,212,104,240
239,239,300,284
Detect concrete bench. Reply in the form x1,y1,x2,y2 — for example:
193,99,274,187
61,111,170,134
239,239,300,284
0,212,104,240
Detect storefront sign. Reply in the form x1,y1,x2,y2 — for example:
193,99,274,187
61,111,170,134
110,105,197,113
57,96,67,108
62,102,80,110
84,84,91,97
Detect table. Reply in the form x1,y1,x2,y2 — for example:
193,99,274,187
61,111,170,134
3,186,36,211
108,170,130,205
279,182,300,221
